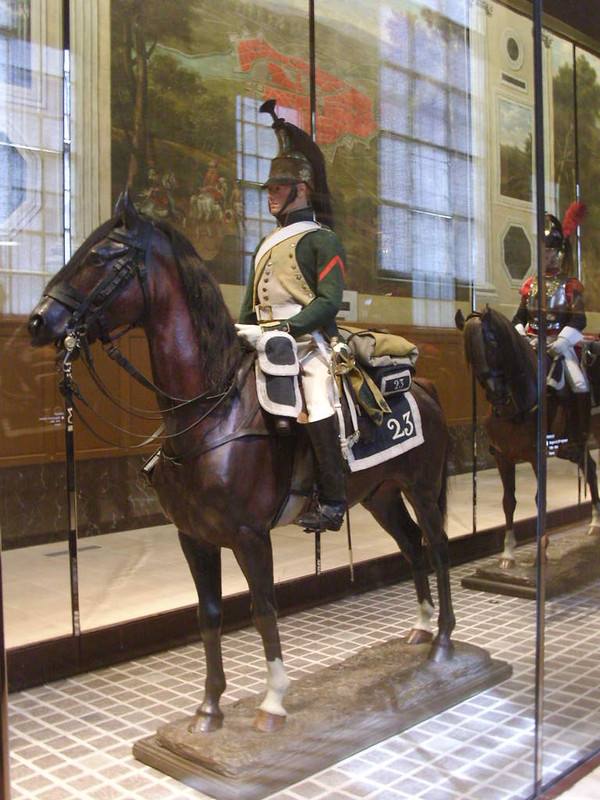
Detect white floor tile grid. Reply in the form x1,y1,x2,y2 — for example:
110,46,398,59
7,548,600,800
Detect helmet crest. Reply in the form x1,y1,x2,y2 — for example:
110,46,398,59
260,99,334,228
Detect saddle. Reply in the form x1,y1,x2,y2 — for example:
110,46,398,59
252,327,425,475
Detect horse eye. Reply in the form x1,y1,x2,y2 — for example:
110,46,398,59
89,243,128,263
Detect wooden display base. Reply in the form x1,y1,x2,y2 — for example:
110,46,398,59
462,527,600,599
133,639,511,800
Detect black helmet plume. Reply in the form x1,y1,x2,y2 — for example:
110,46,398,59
260,99,334,229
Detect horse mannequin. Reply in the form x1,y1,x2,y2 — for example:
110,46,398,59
456,305,600,568
29,193,455,733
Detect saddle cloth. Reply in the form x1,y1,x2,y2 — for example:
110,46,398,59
343,388,424,473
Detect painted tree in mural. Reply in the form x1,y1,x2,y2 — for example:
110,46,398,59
112,0,200,189
553,55,600,204
553,54,600,310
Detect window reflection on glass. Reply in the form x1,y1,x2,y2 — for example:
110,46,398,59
377,4,471,322
0,0,31,88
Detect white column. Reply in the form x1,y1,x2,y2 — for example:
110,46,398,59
468,0,495,300
69,0,112,246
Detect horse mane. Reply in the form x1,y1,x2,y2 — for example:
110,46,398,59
153,219,241,389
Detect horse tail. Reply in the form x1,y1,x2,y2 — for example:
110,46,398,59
414,376,448,522
438,438,449,523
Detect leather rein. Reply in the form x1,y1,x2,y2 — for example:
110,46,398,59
45,220,237,449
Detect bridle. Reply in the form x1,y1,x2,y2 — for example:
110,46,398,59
44,217,237,450
465,309,522,419
45,221,153,347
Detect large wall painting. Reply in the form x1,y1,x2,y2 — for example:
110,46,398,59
110,0,379,288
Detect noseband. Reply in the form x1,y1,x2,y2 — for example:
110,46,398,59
44,221,153,344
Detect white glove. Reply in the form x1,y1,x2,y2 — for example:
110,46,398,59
515,323,527,337
548,325,583,358
235,323,263,348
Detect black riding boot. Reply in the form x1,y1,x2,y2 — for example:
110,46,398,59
296,416,347,532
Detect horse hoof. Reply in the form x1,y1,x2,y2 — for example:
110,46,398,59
406,628,433,645
428,641,454,663
498,557,516,570
188,712,224,734
587,526,600,537
253,709,286,733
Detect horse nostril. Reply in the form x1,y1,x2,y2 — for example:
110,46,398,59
28,314,44,338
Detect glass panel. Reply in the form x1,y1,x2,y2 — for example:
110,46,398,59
541,36,600,790
5,4,600,794
68,0,317,631
0,0,72,647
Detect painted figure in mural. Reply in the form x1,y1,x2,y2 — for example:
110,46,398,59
512,201,589,454
236,100,347,532
203,159,225,206
138,167,183,224
229,179,244,234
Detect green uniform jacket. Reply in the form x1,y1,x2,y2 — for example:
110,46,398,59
238,207,346,339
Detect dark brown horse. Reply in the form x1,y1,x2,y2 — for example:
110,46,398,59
28,193,454,733
456,306,600,568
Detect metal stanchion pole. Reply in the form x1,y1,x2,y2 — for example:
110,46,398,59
60,342,81,638
0,537,11,800
532,0,547,794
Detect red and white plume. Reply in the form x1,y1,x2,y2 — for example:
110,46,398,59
562,201,588,238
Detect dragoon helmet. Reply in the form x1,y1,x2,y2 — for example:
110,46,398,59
544,202,587,275
260,99,334,228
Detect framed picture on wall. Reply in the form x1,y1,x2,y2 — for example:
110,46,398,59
498,97,533,203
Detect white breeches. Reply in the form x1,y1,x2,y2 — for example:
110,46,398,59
562,346,589,393
297,335,336,422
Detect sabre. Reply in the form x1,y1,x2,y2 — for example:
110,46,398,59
329,336,354,581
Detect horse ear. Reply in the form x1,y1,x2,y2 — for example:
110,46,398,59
455,309,465,331
114,188,139,231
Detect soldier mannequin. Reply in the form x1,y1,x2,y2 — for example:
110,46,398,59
512,202,589,454
236,100,347,532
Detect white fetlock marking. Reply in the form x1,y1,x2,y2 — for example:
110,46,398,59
502,529,516,562
588,504,600,535
413,600,435,633
258,658,290,717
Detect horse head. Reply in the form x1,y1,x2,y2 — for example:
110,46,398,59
457,305,537,418
28,190,155,351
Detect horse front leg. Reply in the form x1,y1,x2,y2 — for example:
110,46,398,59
234,528,290,733
178,532,226,733
494,453,518,568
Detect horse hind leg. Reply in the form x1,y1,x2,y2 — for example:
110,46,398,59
233,528,290,733
583,450,600,536
178,532,226,733
362,483,435,646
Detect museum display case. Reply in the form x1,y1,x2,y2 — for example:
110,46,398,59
2,1,600,797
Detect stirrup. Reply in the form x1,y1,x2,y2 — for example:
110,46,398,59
296,503,346,533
